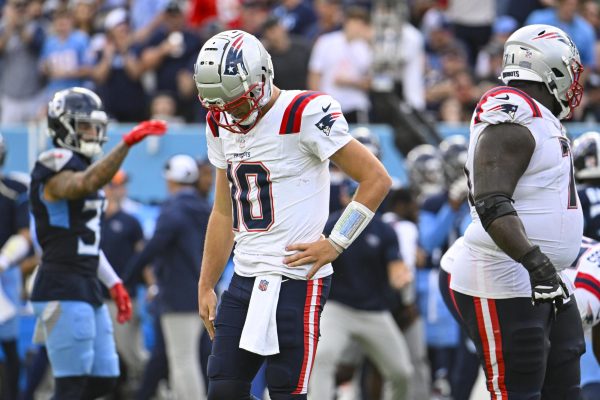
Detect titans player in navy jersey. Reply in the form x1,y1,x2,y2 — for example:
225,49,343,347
0,133,32,400
29,87,166,399
573,131,600,241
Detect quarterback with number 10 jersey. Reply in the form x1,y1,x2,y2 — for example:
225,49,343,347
451,86,583,298
206,90,351,279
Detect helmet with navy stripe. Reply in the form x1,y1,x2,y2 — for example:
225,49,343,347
194,30,274,133
573,131,600,181
500,24,583,120
47,87,108,158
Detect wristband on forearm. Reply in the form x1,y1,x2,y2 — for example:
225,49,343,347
328,201,375,252
0,234,30,271
98,250,122,288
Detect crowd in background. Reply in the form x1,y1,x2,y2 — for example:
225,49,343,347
2,0,600,127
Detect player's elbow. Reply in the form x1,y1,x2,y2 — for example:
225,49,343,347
368,167,392,201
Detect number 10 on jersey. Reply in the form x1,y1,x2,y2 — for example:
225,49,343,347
227,162,274,231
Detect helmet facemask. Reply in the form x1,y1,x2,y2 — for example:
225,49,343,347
202,77,269,134
57,110,108,158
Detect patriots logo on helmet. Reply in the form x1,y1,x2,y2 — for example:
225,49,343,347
315,112,342,136
224,35,247,76
258,279,269,291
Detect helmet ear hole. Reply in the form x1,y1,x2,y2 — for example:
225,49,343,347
552,68,565,78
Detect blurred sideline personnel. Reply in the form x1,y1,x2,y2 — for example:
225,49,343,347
29,87,166,399
123,154,210,399
0,133,32,400
100,170,146,393
573,131,600,241
450,25,586,398
309,127,413,400
195,30,391,399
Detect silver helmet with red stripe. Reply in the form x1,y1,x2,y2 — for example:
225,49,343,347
194,30,274,133
500,24,583,120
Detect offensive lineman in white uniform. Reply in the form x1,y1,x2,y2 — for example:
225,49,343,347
194,30,391,399
449,24,586,399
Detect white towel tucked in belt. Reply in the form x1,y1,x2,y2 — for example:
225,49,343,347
239,274,282,355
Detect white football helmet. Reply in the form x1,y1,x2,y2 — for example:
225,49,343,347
500,24,583,120
194,30,274,133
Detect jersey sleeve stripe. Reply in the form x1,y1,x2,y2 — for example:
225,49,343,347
279,91,324,135
575,272,600,300
207,112,219,137
473,86,542,124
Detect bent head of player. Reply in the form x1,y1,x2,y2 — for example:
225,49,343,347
47,87,109,159
500,24,583,120
194,30,275,133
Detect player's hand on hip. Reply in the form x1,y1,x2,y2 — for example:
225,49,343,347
198,287,217,340
284,235,340,280
122,120,168,147
110,282,132,324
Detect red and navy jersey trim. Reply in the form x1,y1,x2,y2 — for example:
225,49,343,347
279,91,325,135
207,111,220,137
473,86,542,124
576,272,600,300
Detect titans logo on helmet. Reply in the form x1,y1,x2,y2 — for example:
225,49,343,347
315,112,342,136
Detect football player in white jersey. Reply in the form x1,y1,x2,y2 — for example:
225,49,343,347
448,24,586,399
194,30,392,399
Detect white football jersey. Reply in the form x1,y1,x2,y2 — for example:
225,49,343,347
564,241,600,330
451,86,583,299
205,90,352,279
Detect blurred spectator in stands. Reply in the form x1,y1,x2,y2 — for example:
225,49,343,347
149,92,185,124
474,15,517,85
425,45,469,115
40,6,91,98
129,0,169,44
91,8,148,122
0,0,46,124
101,170,147,398
422,10,465,78
261,16,311,90
308,6,372,123
272,0,317,38
141,0,201,122
70,0,97,36
306,0,343,41
583,41,600,120
446,0,495,65
439,70,480,123
504,0,551,26
475,41,504,92
526,0,596,69
236,0,269,36
187,0,218,28
582,0,600,37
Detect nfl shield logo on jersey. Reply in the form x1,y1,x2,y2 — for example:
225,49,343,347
258,279,269,291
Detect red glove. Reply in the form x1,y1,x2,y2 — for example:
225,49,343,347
110,282,132,324
123,120,167,147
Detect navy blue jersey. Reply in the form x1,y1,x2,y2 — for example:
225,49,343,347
578,185,600,241
324,212,400,311
100,209,144,295
0,176,29,247
29,148,105,305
